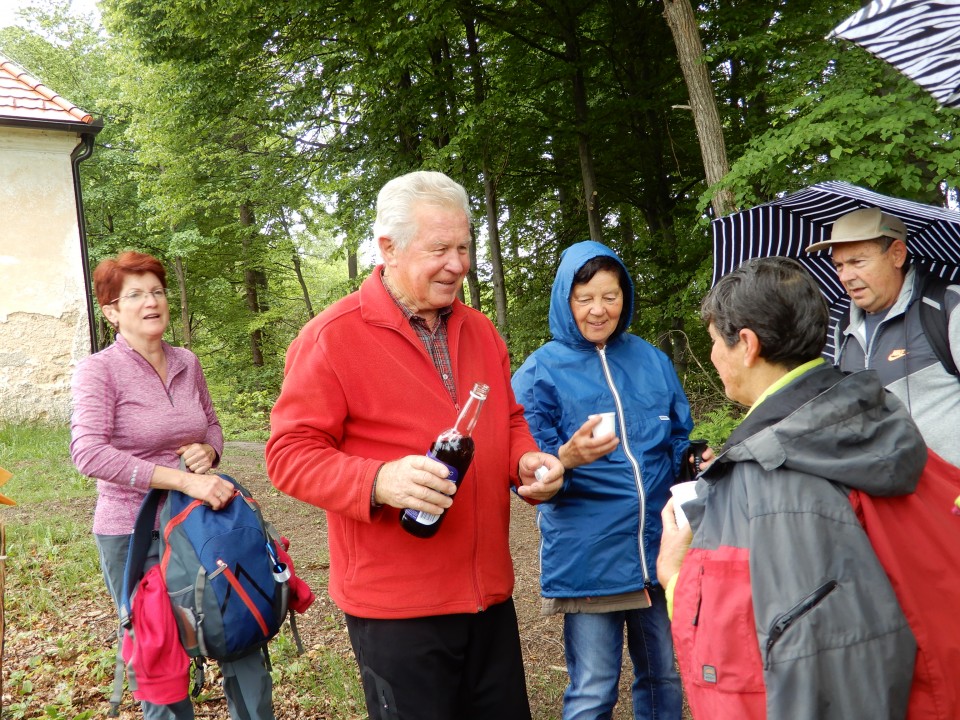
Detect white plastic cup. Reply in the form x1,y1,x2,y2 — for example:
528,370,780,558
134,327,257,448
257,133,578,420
670,481,699,528
591,412,616,438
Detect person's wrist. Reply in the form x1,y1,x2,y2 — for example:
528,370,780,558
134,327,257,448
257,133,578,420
371,466,384,508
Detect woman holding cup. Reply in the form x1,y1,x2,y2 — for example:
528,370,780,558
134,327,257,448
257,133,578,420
656,257,924,719
512,241,695,720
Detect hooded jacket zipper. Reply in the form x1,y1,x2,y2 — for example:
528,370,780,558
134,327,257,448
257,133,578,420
596,345,649,584
764,579,838,669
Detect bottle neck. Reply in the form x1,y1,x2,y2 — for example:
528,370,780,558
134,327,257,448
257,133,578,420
454,393,485,438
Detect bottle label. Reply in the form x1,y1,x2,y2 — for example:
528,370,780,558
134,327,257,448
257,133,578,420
427,451,460,485
404,508,440,525
405,453,459,525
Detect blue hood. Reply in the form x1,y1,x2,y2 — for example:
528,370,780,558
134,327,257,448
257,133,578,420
549,240,635,349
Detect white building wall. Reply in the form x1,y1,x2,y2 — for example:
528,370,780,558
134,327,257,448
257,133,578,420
0,126,90,423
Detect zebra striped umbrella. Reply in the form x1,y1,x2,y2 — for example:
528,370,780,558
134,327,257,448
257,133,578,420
711,181,960,355
830,0,960,107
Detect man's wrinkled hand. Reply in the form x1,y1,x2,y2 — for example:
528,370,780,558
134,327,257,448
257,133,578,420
374,455,457,514
516,452,564,502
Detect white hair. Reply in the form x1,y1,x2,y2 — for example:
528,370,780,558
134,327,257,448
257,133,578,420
373,171,471,251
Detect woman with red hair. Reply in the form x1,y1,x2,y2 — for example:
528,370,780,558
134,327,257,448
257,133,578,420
70,251,274,718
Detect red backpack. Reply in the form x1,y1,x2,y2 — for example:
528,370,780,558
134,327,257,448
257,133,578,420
848,449,960,720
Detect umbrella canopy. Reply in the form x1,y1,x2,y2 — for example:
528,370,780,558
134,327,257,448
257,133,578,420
711,180,960,355
830,0,960,108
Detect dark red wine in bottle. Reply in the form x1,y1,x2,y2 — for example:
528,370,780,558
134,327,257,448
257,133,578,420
400,382,489,538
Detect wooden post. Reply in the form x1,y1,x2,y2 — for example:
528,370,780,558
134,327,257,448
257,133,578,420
1,522,5,706
0,464,14,711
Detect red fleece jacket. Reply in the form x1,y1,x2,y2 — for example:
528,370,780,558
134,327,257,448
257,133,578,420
266,268,538,619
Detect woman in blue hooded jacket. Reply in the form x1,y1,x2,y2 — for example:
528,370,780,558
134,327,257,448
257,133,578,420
512,241,691,720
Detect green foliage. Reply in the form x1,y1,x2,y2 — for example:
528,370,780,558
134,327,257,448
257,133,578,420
11,0,960,436
707,1,960,208
692,406,743,450
217,389,275,441
86,0,714,393
8,519,102,615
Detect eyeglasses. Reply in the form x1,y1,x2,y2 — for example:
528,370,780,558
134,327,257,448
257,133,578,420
109,288,170,304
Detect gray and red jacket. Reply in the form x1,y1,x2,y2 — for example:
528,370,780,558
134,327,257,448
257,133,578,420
674,364,925,720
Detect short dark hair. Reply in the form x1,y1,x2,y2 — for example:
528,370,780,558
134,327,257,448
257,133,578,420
572,255,631,337
701,257,828,368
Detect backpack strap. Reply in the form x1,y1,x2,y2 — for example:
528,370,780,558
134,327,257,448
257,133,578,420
834,309,851,365
107,631,124,717
288,609,305,655
916,269,959,378
120,489,167,624
111,488,166,713
191,657,206,698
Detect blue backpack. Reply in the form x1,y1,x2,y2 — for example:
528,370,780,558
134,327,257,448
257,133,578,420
113,473,300,712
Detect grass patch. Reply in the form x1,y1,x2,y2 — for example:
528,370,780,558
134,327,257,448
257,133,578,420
7,518,103,619
0,423,102,617
269,626,365,714
1,423,107,717
0,423,93,504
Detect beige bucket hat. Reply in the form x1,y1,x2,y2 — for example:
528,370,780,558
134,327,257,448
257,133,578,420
806,207,907,252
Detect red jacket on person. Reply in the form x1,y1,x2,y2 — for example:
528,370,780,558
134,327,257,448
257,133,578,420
266,268,538,620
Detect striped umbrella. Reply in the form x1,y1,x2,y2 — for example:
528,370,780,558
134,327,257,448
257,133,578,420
711,181,960,355
830,0,960,107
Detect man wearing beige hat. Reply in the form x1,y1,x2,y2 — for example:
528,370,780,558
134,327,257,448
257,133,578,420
806,206,960,466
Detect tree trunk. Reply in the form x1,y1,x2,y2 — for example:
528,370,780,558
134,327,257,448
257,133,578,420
292,251,315,319
467,224,482,312
239,203,265,368
568,42,604,241
347,247,358,281
481,167,508,328
97,316,111,348
464,13,508,330
662,0,737,218
173,256,191,349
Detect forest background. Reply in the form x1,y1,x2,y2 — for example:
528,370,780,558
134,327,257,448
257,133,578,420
4,0,960,440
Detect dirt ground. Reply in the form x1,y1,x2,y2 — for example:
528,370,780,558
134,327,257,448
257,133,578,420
3,441,688,719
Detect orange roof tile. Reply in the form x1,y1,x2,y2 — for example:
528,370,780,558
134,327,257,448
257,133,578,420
0,52,93,124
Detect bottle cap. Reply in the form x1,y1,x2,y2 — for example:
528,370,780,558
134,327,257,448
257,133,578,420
534,465,549,482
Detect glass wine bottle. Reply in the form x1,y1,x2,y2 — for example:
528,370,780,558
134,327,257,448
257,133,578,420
400,382,489,538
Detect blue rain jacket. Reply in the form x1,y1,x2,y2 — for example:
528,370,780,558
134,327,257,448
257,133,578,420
511,241,693,596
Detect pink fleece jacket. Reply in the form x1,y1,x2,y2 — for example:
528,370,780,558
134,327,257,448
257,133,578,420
70,335,224,535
